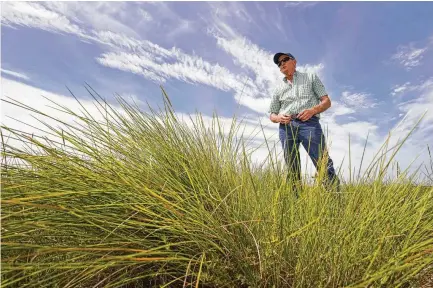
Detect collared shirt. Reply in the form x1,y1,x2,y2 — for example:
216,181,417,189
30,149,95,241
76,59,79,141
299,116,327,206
268,71,328,118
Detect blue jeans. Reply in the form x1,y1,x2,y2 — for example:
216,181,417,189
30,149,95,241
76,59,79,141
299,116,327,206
279,116,340,191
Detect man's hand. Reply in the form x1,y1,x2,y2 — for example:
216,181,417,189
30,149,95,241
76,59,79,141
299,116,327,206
270,113,291,124
278,114,292,124
297,108,317,121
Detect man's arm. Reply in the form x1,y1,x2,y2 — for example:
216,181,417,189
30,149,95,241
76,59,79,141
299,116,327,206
298,73,332,121
268,89,283,123
297,96,331,121
312,95,331,114
311,72,332,113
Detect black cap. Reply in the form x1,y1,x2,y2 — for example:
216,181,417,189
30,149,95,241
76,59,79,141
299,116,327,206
273,52,295,65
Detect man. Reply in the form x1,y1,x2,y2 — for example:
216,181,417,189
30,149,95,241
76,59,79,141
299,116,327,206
268,52,340,192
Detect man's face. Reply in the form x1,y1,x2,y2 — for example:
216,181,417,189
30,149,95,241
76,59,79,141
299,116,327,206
278,55,296,75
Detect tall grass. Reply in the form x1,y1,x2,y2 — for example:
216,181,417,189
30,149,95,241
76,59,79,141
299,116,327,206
1,86,432,287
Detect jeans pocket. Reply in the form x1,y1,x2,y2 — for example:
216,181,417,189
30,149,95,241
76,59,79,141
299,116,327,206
279,124,296,141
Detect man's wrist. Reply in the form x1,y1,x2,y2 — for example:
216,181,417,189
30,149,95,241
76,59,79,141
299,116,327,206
312,105,324,114
311,107,319,114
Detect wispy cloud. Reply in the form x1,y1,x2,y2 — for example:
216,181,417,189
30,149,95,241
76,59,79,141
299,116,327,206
341,91,377,109
139,8,152,22
326,101,355,117
389,79,433,163
1,1,260,113
391,78,433,96
96,50,257,91
213,35,325,111
42,2,141,38
1,2,87,37
391,82,412,96
1,78,132,158
1,68,30,81
391,42,429,70
204,2,246,39
1,1,326,116
121,93,145,107
284,2,318,9
141,2,197,40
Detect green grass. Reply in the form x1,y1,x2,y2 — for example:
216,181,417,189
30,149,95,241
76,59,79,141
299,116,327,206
1,86,432,287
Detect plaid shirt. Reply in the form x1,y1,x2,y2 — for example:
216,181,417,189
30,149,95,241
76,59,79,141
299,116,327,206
268,71,328,117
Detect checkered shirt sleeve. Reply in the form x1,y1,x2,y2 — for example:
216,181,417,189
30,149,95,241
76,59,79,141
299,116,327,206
268,88,281,114
312,74,328,98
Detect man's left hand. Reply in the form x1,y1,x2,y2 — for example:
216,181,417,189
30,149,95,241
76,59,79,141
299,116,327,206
298,108,317,121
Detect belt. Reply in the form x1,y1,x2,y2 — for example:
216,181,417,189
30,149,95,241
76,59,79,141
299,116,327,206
289,113,300,120
286,114,318,121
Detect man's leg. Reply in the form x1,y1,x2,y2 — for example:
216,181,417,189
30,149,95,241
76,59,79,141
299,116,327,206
279,123,302,195
298,117,340,191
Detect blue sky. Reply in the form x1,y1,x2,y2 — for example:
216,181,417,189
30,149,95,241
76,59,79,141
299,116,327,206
2,1,433,182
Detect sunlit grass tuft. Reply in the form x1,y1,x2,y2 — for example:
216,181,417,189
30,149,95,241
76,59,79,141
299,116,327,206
1,85,432,287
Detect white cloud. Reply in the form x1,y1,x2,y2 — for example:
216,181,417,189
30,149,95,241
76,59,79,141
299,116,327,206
391,82,412,96
212,35,325,114
93,33,282,114
140,2,197,40
0,2,251,110
0,2,146,43
341,91,377,109
327,101,355,117
1,69,30,81
1,2,266,114
393,79,433,140
1,2,86,37
206,2,263,38
418,78,433,90
375,78,433,181
215,36,282,91
1,78,125,158
96,50,258,96
0,0,323,117
139,8,153,22
202,3,242,39
284,2,318,9
215,36,324,93
165,19,195,41
41,2,141,38
121,93,145,107
391,42,429,70
96,52,166,83
391,78,433,96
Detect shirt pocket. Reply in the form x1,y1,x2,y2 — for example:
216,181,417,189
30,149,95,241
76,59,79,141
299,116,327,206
298,83,312,95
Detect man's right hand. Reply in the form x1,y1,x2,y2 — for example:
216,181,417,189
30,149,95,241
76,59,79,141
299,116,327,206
278,114,292,124
270,113,292,124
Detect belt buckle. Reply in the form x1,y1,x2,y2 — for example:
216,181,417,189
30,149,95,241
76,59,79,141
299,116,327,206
290,113,299,120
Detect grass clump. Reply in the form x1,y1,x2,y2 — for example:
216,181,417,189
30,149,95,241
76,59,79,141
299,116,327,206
1,86,432,287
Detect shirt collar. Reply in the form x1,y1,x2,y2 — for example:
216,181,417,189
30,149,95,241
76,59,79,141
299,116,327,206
282,70,298,83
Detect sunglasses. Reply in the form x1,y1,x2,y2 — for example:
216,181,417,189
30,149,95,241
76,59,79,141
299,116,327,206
278,57,294,67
